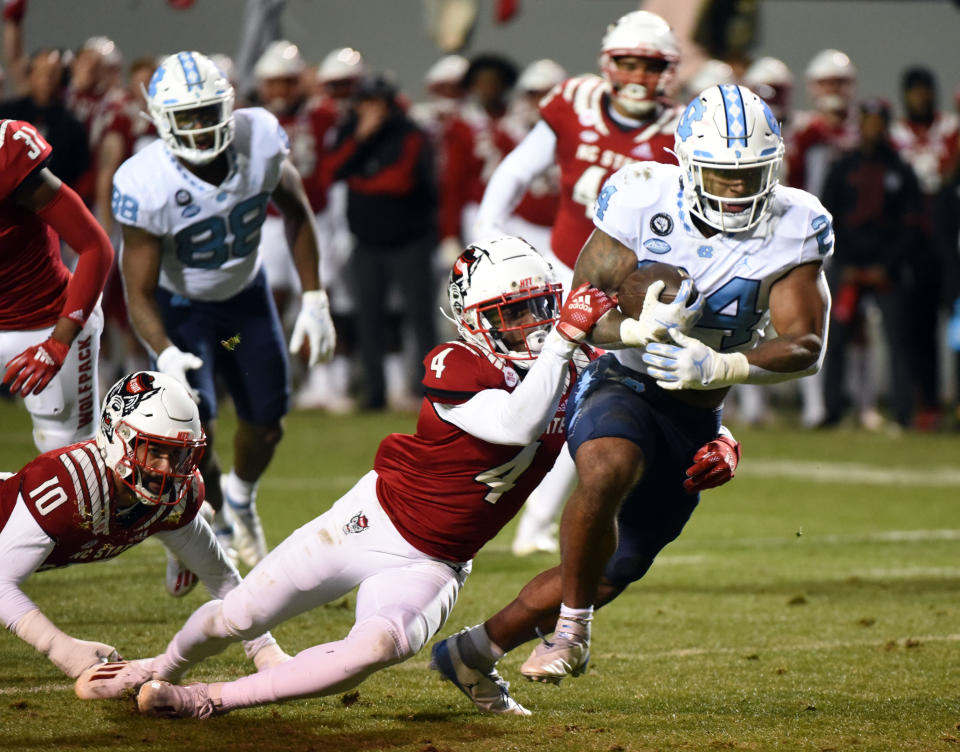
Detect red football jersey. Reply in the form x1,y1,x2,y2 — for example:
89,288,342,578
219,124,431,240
540,75,680,268
277,100,338,214
0,440,203,571
375,340,586,563
0,119,70,330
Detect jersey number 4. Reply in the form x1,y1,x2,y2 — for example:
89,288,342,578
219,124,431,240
475,442,540,504
174,193,270,269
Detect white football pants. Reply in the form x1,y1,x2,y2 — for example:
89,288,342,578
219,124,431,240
151,471,470,708
0,306,103,453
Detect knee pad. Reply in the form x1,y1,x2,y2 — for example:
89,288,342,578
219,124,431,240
346,615,411,670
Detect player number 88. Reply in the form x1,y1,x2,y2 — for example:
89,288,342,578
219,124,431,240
173,193,270,269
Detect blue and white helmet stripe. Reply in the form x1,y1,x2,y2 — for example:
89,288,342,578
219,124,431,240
719,84,747,149
177,52,204,92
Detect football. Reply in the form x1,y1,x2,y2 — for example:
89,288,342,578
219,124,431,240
616,263,697,319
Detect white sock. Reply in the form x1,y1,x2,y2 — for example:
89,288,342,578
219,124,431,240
224,470,257,508
460,624,504,670
559,604,594,621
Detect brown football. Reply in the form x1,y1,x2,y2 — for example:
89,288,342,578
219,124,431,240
616,263,697,319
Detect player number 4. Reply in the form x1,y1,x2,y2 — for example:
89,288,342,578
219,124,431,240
430,347,454,379
475,441,540,504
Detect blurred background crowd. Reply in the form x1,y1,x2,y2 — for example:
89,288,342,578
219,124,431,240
4,0,960,432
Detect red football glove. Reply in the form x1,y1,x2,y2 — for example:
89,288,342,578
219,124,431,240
556,282,617,343
683,434,741,495
3,336,69,396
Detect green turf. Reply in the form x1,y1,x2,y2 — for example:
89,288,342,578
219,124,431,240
1,398,958,751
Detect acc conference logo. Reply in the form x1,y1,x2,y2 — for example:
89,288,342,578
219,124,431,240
650,212,673,236
643,238,671,255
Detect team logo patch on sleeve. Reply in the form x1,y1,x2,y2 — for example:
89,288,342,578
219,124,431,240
650,213,674,236
343,512,370,534
175,189,192,206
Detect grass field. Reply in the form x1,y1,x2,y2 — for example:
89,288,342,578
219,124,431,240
0,397,958,752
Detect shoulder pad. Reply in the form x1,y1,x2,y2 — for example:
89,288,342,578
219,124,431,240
0,120,52,200
422,341,511,402
606,161,681,210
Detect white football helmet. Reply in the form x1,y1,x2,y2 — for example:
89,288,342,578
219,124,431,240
743,56,794,124
675,84,784,233
96,372,206,506
254,40,306,80
447,236,562,368
599,11,679,117
805,49,856,116
425,54,469,93
146,51,235,165
317,47,366,84
517,59,567,94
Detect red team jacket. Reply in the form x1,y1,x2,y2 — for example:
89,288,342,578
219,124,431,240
375,339,591,563
0,119,71,330
0,440,204,571
539,75,679,268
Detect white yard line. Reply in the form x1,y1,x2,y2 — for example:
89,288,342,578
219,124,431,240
740,459,960,486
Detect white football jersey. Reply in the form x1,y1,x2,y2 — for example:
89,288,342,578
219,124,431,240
593,162,833,373
112,107,290,301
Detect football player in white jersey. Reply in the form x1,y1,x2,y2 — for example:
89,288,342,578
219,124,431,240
112,52,336,577
433,84,832,708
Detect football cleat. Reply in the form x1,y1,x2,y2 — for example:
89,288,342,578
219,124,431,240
226,499,267,567
511,522,559,557
165,549,198,597
430,632,531,716
75,659,155,700
520,618,591,684
137,680,224,719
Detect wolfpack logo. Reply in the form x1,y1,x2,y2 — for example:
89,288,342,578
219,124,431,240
100,373,160,441
343,511,370,534
650,213,673,236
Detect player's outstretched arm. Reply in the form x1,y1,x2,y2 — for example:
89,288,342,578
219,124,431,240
2,168,114,396
474,121,557,240
272,158,336,366
0,505,118,678
438,285,614,445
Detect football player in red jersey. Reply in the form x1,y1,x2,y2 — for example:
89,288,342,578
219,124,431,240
1,371,287,681
0,119,114,453
486,10,683,557
476,10,682,287
79,236,615,718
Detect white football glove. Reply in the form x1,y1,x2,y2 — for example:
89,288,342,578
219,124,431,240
156,345,203,403
12,609,120,678
642,328,749,391
619,278,703,347
289,289,336,367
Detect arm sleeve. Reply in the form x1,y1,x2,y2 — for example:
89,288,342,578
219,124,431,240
435,330,576,445
154,516,241,600
36,183,114,324
474,120,557,238
0,496,55,630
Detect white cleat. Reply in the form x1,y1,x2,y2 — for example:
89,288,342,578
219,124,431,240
227,500,268,567
511,523,559,557
430,632,530,716
75,659,155,700
137,680,224,719
520,618,591,684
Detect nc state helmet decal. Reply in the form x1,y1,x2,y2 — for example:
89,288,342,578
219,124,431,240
100,372,161,441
